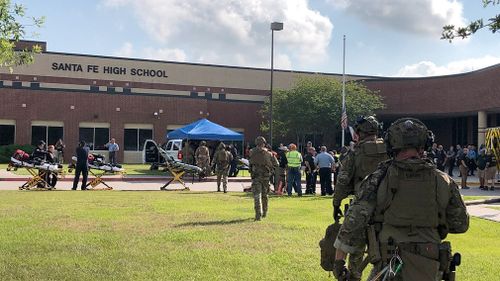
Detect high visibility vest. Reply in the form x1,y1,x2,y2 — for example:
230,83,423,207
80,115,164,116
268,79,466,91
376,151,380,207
286,150,302,168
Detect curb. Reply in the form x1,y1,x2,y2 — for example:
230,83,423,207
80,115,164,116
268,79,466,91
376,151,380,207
465,197,500,206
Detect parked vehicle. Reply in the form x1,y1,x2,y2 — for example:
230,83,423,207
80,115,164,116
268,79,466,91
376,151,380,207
143,139,184,167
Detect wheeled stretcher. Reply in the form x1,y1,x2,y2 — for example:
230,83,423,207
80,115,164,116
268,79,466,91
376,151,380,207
70,154,125,190
8,153,63,190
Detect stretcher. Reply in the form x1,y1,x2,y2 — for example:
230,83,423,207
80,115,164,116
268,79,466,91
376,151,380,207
70,155,125,190
144,140,203,190
8,157,63,190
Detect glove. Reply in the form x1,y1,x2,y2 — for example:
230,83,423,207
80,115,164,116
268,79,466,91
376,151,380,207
332,259,350,280
334,205,343,222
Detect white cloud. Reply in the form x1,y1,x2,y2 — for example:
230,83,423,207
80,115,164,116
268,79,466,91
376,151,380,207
113,42,134,58
396,55,500,77
143,47,187,62
113,42,187,62
102,0,333,69
328,0,466,36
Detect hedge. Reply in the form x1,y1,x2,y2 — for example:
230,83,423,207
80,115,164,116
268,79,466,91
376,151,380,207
0,144,34,163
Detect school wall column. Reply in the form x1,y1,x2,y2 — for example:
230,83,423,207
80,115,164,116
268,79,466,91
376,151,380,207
478,111,487,146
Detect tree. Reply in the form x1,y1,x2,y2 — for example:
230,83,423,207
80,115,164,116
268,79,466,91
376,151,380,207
442,0,499,41
261,76,385,147
0,0,44,71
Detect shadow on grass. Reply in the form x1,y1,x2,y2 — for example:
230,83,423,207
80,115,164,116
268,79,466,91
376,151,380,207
175,218,253,227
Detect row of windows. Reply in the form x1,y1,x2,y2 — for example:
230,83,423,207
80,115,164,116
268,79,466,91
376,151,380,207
0,125,153,151
190,91,226,100
1,81,227,98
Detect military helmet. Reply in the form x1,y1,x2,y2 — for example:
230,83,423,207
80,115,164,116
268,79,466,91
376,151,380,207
355,116,379,134
200,141,207,146
384,118,434,154
218,142,226,149
255,136,267,146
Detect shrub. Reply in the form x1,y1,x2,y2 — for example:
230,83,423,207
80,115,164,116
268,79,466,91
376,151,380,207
0,144,34,163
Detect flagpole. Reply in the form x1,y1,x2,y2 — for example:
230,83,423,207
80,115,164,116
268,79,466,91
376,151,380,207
341,35,346,146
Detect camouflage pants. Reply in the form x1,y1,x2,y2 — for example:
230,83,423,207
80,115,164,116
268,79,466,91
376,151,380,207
216,166,229,191
196,157,210,176
252,176,270,220
347,251,363,281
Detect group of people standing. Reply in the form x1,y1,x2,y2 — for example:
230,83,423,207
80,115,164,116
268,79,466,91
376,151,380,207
428,143,498,190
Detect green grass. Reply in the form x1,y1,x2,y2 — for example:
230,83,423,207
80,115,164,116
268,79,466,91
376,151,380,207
0,191,499,280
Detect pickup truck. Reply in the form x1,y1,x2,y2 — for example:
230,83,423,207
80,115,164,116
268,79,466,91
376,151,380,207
143,139,184,164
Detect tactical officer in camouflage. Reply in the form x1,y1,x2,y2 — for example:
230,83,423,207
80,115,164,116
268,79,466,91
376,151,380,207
332,116,388,280
249,136,278,221
333,118,469,281
195,141,211,177
211,142,233,193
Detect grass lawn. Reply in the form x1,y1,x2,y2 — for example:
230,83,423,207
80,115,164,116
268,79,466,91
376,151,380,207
0,191,499,280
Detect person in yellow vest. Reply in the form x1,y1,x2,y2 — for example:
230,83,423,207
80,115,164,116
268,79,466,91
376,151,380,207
286,143,303,196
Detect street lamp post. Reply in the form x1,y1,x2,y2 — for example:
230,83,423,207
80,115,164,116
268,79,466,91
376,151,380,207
270,21,283,149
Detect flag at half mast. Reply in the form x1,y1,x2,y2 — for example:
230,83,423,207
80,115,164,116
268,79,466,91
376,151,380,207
341,108,348,130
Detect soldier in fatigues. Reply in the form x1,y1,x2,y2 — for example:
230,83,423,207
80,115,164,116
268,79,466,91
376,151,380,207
249,136,278,221
212,142,233,193
333,118,469,281
332,116,388,281
195,141,211,177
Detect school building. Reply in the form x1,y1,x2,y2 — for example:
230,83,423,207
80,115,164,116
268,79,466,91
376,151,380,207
1,41,499,163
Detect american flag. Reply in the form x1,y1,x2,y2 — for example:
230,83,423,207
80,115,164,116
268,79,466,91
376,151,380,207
341,110,348,129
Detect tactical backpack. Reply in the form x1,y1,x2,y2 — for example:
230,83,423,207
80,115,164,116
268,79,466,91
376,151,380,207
319,222,341,271
353,139,387,192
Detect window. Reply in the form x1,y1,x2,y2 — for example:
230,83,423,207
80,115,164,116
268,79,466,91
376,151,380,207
219,93,226,100
205,92,212,99
190,91,198,97
79,127,110,150
31,125,63,145
0,125,15,145
124,128,153,151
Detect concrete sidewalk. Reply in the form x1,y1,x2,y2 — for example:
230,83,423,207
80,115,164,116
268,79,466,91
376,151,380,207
466,203,500,222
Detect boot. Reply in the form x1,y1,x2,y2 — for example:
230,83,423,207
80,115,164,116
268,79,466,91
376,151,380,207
217,185,221,192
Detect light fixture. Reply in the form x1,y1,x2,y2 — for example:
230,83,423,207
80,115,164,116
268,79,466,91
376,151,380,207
269,21,283,148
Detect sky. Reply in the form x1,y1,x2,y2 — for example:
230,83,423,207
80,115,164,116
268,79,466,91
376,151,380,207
17,0,500,77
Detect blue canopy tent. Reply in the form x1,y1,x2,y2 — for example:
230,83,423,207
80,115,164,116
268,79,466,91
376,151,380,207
166,119,243,141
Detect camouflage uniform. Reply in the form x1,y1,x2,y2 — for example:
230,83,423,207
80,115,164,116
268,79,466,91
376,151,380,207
332,117,388,281
333,118,469,281
212,143,233,192
249,137,278,221
195,141,211,176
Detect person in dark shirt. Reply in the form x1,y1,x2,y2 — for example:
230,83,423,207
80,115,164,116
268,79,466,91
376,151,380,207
228,144,239,177
32,140,48,188
32,140,47,162
274,145,288,195
436,144,447,171
73,141,90,190
304,147,317,194
458,147,469,189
